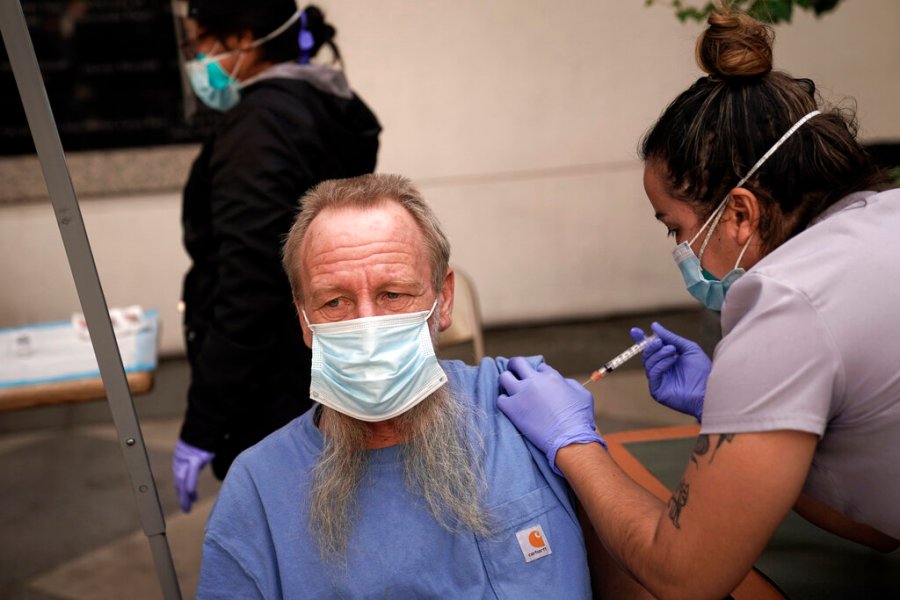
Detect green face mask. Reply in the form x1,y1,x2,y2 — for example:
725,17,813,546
185,49,244,112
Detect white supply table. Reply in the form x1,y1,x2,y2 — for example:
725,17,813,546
0,309,159,412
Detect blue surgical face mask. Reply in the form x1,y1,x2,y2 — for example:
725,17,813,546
184,10,303,112
302,302,448,422
673,203,753,312
185,47,244,112
671,109,822,311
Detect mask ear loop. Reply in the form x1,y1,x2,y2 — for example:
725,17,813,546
196,41,222,63
738,110,821,187
688,191,730,251
425,300,438,319
733,233,754,269
229,50,246,83
199,10,304,64
692,109,822,261
696,198,729,259
252,9,303,48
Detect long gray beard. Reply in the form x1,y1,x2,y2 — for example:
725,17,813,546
308,384,491,560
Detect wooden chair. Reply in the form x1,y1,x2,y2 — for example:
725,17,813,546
438,266,485,363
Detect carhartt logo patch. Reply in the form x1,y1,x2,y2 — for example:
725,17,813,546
515,524,552,562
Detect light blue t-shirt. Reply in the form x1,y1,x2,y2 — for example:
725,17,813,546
197,357,592,599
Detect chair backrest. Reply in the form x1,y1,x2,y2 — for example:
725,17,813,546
438,266,485,363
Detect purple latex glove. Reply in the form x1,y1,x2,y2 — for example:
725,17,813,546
630,322,710,422
498,357,605,476
173,439,215,513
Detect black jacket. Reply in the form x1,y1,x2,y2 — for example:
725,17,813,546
180,67,380,478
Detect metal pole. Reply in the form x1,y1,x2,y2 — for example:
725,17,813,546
0,2,182,598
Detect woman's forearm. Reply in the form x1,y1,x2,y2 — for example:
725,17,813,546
555,443,699,599
556,430,817,600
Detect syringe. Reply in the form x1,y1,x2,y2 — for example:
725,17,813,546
582,333,659,385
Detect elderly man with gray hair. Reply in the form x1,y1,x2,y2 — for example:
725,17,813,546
196,174,629,598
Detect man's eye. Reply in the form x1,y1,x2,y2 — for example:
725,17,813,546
324,298,341,308
666,228,678,239
384,292,402,300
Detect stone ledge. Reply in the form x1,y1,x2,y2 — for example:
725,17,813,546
0,144,199,204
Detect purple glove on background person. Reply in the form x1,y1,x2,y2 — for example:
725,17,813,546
173,439,215,513
631,322,710,422
498,357,605,476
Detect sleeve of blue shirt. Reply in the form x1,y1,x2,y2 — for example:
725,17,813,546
491,355,581,523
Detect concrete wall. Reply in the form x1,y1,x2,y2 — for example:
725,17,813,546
1,0,898,356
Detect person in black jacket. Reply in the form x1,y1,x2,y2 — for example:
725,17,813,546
173,0,380,513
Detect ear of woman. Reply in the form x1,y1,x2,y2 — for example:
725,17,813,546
724,187,760,247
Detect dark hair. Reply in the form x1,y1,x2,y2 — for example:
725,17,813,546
640,4,888,253
192,2,338,64
300,6,341,65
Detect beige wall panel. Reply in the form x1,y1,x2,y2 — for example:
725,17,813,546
1,0,897,359
423,166,689,325
0,195,189,355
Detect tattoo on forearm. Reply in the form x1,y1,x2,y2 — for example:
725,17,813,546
668,481,689,528
690,435,709,466
671,434,735,529
690,433,735,466
712,433,735,463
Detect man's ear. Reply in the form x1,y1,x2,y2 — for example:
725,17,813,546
725,187,761,246
438,267,455,332
295,299,313,349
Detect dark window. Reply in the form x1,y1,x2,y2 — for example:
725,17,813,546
0,0,215,156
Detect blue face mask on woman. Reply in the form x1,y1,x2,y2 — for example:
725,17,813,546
671,109,821,312
302,302,448,422
672,200,753,312
185,47,245,112
184,9,304,112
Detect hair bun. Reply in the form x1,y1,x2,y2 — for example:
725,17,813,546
696,8,774,80
304,5,336,46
